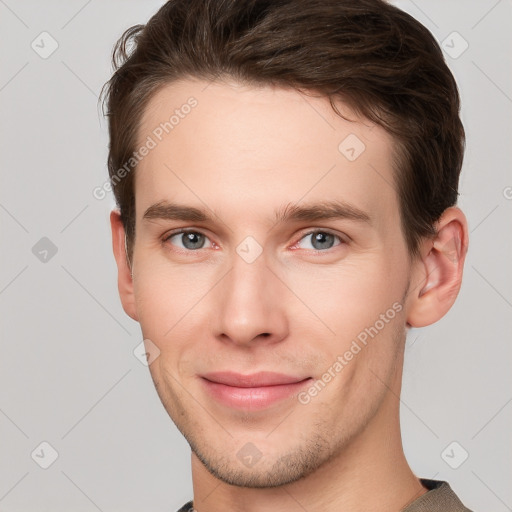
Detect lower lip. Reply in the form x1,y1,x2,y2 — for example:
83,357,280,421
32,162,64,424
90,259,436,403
200,378,312,410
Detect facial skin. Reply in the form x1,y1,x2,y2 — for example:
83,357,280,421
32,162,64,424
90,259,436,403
111,79,468,511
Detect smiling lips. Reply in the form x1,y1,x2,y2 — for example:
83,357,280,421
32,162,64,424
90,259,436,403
200,371,312,410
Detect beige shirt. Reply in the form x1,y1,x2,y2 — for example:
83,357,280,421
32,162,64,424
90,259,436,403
403,478,474,512
176,478,475,511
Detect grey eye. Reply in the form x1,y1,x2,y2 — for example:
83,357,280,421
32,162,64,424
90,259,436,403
168,231,210,250
298,231,341,250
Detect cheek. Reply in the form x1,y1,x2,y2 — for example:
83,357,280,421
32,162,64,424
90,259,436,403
284,255,408,343
293,263,406,421
133,273,172,339
133,269,205,391
132,254,233,388
132,258,216,344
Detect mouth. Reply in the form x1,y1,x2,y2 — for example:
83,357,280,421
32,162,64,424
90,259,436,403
200,371,313,410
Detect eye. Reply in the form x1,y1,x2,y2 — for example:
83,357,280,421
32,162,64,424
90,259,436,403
165,230,212,251
295,230,342,251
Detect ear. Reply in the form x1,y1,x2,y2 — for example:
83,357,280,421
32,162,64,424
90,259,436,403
110,210,138,322
406,207,468,328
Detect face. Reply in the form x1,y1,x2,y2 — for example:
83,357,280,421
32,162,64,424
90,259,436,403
127,79,417,487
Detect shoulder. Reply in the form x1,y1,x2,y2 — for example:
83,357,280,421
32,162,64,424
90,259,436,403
403,479,475,512
175,501,195,512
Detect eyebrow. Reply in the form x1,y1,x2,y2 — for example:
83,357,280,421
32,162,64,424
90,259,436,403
142,200,371,225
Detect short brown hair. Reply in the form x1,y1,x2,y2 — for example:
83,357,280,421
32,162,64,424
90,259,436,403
102,0,465,259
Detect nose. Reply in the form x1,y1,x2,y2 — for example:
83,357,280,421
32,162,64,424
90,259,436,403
211,252,289,347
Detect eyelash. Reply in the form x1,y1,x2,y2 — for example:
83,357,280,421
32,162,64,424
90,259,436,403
162,228,346,253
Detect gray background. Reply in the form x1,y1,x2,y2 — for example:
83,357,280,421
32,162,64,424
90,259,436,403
0,1,511,510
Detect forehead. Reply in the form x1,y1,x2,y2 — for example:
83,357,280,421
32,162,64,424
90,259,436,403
135,79,398,226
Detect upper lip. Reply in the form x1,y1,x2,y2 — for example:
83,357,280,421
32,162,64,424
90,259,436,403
201,371,311,388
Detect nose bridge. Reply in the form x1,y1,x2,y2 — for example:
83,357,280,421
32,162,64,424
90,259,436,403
213,249,288,345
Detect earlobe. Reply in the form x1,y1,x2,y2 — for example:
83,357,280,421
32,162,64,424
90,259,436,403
406,207,468,328
110,210,139,322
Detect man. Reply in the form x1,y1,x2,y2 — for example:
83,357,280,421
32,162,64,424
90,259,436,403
103,0,474,510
